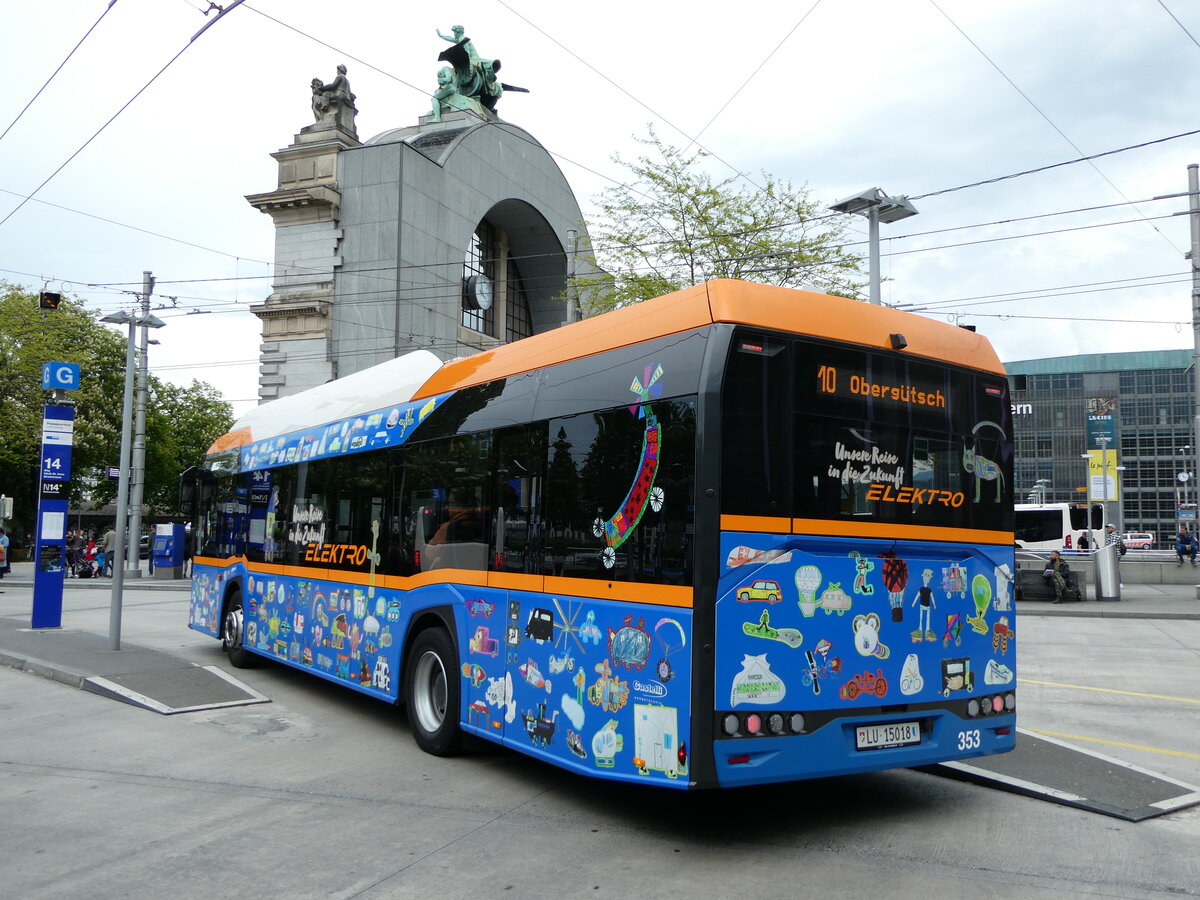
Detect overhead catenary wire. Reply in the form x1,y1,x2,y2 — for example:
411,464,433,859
0,0,120,144
0,1,248,230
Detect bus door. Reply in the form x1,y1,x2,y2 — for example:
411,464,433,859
487,426,551,743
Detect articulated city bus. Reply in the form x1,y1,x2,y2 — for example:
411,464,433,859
182,279,1016,789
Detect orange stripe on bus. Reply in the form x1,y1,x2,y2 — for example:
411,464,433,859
192,557,693,607
720,515,792,534
543,577,693,608
790,519,1014,546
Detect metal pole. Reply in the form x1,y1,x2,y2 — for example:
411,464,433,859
1188,165,1200,528
126,271,153,578
868,204,881,306
108,317,137,650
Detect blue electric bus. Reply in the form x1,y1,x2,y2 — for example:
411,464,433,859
182,279,1016,788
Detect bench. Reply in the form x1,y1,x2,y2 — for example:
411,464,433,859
1014,566,1085,603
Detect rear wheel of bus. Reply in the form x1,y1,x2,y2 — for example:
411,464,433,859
222,588,255,669
405,627,463,756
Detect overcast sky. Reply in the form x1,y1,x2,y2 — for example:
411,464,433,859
2,0,1199,417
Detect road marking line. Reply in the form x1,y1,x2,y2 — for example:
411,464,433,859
1018,678,1200,704
1026,728,1200,760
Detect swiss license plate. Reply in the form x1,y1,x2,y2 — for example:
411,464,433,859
855,721,921,751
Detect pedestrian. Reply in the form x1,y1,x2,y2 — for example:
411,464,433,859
1176,524,1197,567
1105,524,1125,588
0,527,9,583
101,524,117,577
1077,531,1090,551
1042,549,1070,604
67,529,82,577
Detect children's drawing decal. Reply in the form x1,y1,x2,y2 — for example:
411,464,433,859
911,568,937,642
851,612,890,659
608,615,652,670
992,615,1014,653
553,597,590,653
592,719,624,767
469,625,500,657
839,669,888,700
485,671,517,723
593,364,665,567
802,639,842,695
942,614,963,647
848,552,875,595
941,657,974,695
562,669,587,729
524,607,555,642
736,579,783,604
653,617,686,683
633,704,687,778
728,545,793,568
993,563,1013,612
984,658,1014,685
730,653,786,706
967,574,992,634
588,659,630,712
818,581,852,615
880,551,908,622
522,701,558,747
899,652,924,695
795,565,822,617
942,563,967,599
578,609,602,645
566,730,588,759
963,420,1006,502
742,609,804,648
519,658,552,693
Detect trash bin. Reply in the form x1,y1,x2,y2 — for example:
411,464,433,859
1093,541,1121,601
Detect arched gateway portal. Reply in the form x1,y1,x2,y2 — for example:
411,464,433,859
247,45,597,402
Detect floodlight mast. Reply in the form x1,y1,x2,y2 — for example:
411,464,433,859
828,188,918,306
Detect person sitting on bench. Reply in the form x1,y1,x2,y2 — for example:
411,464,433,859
1042,550,1070,604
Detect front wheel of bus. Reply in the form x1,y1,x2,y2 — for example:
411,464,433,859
405,627,463,757
222,589,255,669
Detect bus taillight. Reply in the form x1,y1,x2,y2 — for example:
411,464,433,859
1065,534,1072,548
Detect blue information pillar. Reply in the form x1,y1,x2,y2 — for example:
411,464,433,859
32,362,80,629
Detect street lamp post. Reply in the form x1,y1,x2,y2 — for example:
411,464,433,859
828,188,919,305
100,308,165,650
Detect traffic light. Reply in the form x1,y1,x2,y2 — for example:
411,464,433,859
39,291,62,310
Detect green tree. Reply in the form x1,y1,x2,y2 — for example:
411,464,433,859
582,127,867,312
0,283,233,535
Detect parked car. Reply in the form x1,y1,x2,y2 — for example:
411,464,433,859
1122,532,1154,550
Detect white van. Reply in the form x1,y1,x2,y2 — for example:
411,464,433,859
1014,503,1100,551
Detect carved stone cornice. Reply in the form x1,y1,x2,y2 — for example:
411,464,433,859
246,184,340,216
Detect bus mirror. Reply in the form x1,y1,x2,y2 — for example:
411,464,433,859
179,472,196,516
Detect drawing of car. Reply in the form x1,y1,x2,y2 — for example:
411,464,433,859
465,598,496,617
469,625,499,657
737,580,782,604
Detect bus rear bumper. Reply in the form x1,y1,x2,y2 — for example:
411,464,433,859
713,708,1016,788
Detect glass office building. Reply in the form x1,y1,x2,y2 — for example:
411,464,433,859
1006,349,1194,543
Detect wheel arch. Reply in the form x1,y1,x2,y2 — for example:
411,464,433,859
398,604,459,706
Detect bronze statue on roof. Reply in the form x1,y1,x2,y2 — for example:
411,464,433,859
433,25,528,118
